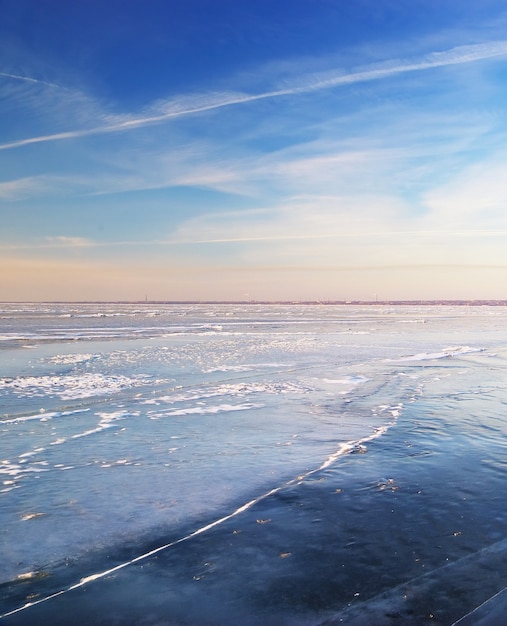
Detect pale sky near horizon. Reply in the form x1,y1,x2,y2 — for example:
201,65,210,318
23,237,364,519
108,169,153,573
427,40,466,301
2,0,507,301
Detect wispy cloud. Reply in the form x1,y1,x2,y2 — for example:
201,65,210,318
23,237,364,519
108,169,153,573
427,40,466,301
166,229,507,245
0,173,103,200
0,71,60,88
81,105,499,200
0,176,50,199
1,229,505,255
165,189,507,246
44,236,95,247
2,40,507,152
0,236,96,251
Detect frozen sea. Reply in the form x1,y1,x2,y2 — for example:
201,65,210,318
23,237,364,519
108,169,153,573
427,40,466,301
1,303,507,625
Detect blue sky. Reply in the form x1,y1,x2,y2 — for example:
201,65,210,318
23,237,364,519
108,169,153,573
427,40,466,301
2,0,507,301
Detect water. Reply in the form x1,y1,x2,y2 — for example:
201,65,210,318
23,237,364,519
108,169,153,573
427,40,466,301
1,303,507,625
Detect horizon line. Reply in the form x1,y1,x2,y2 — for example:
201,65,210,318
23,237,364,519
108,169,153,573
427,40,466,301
2,299,507,306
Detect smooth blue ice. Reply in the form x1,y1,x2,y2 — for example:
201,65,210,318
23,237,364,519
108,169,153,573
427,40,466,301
1,303,507,624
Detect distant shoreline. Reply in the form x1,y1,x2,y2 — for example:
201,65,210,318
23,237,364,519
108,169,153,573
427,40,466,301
3,300,507,306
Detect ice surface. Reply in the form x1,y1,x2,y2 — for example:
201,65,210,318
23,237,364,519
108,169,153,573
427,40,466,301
0,372,152,400
1,303,507,624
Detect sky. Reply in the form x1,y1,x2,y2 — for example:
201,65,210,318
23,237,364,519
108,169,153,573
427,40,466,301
2,0,507,302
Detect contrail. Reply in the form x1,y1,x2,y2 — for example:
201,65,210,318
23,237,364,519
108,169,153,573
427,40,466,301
0,71,60,88
1,40,507,151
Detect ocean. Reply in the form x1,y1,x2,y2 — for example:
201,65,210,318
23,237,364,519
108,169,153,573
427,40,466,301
1,303,506,625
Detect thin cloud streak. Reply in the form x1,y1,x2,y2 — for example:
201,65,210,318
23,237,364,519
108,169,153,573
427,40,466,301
0,237,96,250
1,40,507,151
0,176,46,199
45,236,94,247
0,71,60,88
2,229,506,252
171,230,507,244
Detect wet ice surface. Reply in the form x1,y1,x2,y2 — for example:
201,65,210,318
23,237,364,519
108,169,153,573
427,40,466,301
1,303,507,624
